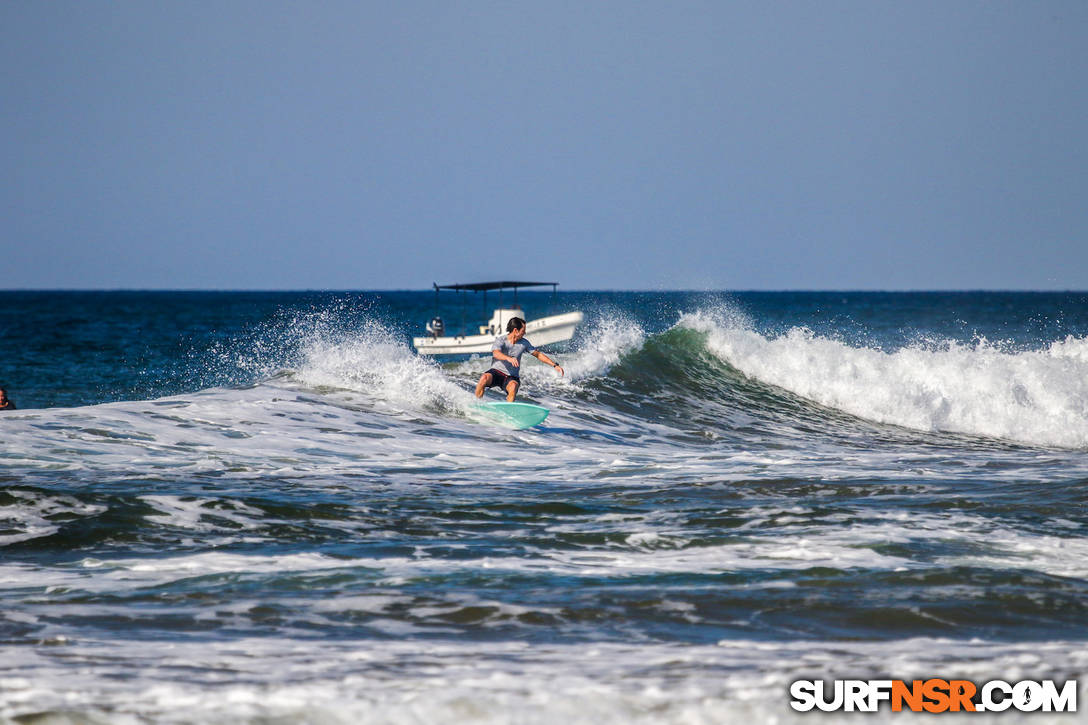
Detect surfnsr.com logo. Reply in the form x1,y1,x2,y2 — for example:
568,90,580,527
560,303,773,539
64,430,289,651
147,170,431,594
790,679,1078,713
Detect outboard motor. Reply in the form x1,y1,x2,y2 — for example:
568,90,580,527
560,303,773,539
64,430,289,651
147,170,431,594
425,316,445,338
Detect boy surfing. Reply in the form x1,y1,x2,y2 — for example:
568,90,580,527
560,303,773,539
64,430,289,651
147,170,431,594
475,317,564,402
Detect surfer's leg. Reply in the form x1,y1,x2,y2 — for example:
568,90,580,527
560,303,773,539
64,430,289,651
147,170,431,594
505,379,519,402
475,372,493,398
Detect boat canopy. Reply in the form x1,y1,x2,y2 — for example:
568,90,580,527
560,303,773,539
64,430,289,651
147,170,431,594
433,281,558,293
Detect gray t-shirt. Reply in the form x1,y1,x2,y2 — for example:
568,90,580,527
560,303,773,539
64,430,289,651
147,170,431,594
490,335,536,377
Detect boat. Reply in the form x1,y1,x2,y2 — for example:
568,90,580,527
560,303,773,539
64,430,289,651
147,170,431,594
412,281,583,356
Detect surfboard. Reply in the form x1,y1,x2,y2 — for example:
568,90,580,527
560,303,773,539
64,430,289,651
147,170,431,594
473,401,550,430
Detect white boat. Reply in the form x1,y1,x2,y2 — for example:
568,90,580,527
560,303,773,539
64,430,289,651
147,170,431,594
412,281,584,356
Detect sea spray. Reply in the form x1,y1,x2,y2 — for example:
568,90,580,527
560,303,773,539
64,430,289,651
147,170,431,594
561,311,647,383
682,310,1088,449
199,298,379,389
197,299,478,417
290,317,474,416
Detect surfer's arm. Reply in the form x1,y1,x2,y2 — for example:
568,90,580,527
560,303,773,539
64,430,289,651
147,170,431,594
531,350,564,377
493,349,520,367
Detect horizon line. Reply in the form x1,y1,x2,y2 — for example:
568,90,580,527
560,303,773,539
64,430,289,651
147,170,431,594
0,287,1086,294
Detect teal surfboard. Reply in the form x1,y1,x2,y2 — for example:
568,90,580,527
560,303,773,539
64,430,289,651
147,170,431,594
474,401,550,430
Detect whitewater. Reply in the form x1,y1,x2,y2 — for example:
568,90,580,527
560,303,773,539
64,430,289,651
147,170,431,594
1,290,1086,723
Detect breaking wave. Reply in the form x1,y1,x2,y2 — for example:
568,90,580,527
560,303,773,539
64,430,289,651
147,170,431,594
681,309,1088,449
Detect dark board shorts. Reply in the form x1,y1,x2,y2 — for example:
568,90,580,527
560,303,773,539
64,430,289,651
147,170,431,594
483,368,520,390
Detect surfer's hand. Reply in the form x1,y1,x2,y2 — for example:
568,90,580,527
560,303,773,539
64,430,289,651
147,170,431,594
510,358,519,368
555,365,564,377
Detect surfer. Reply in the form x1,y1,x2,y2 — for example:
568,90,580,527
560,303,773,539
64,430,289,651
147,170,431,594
475,318,564,402
0,388,15,411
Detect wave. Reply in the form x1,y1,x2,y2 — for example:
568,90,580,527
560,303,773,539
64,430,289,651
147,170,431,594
18,300,1086,456
562,311,647,382
290,318,474,416
200,304,483,419
228,302,1088,449
679,308,1088,449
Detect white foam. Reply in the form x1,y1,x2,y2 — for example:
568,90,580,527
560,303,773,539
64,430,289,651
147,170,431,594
562,313,646,382
141,495,266,533
0,387,1080,490
1,636,1085,724
0,527,906,597
290,318,476,414
683,310,1088,449
938,527,1088,579
0,384,501,479
0,492,106,546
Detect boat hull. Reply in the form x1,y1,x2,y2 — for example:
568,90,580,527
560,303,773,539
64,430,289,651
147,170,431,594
413,311,583,355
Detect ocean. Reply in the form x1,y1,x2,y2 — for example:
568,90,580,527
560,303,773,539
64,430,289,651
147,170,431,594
1,290,1086,723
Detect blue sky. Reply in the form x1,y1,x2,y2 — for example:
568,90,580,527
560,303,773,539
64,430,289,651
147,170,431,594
3,2,1087,290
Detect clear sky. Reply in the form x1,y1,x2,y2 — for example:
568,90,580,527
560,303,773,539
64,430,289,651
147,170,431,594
3,1,1087,290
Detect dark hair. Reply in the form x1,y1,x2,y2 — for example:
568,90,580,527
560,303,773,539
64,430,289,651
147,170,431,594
506,317,526,333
